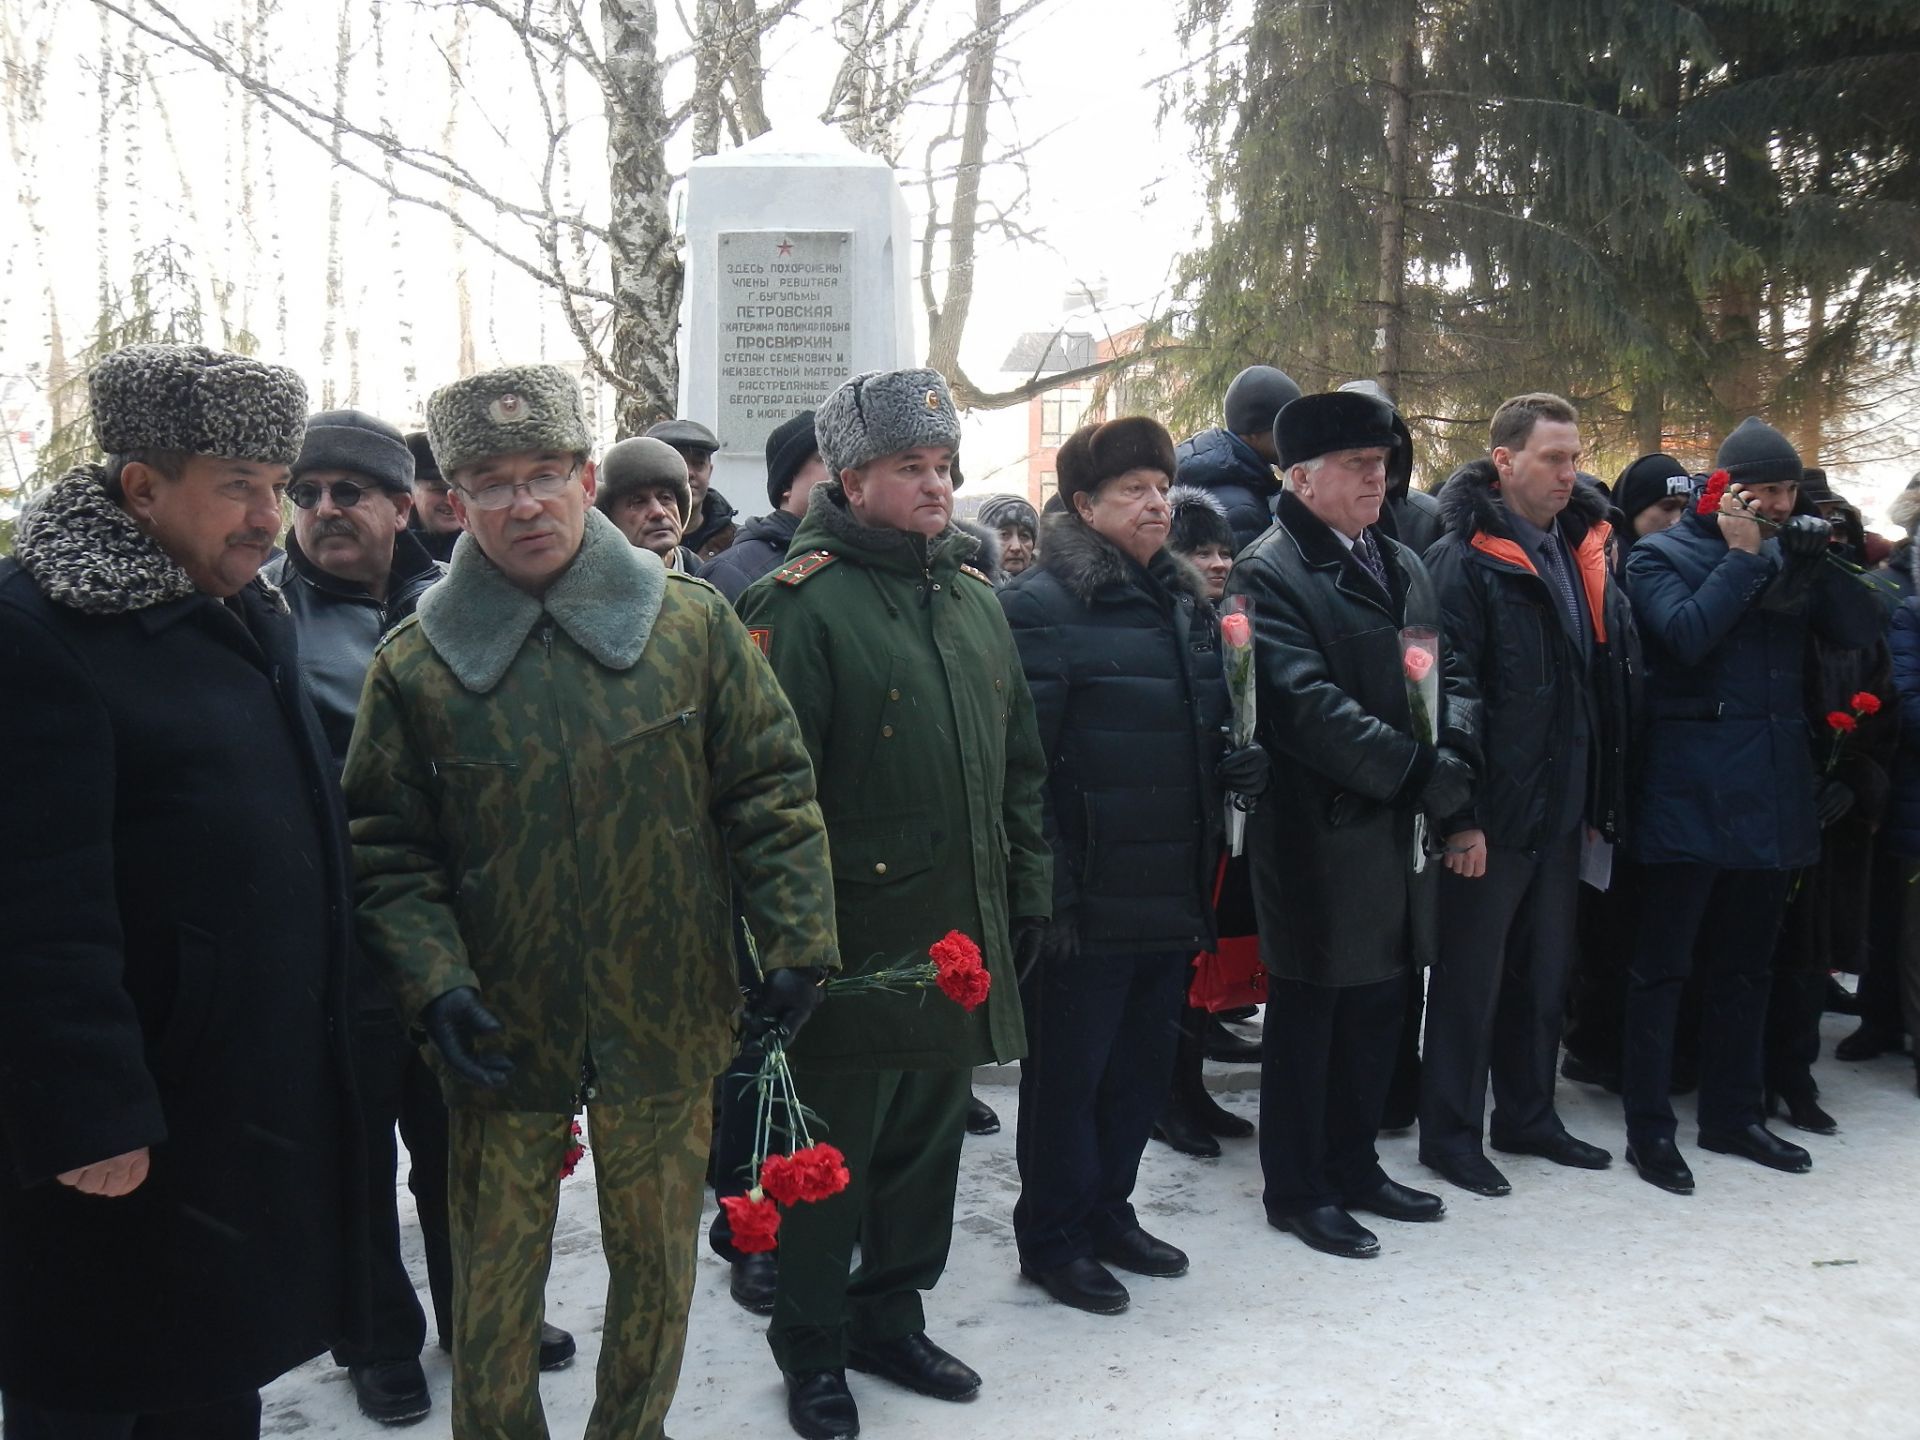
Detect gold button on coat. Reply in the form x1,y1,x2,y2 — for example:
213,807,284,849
874,862,888,875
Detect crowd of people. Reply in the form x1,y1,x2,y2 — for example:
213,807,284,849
1,339,1916,1440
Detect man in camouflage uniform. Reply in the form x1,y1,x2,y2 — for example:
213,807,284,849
343,364,839,1440
738,369,1051,1440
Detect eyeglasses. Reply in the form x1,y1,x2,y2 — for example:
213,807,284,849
289,479,372,510
457,468,578,511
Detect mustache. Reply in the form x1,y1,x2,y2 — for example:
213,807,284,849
307,519,359,543
229,528,277,548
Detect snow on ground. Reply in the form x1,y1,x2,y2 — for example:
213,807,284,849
265,1017,1920,1440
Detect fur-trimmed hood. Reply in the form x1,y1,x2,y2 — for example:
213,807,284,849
13,464,287,616
415,505,666,693
1036,510,1208,608
1436,457,1610,547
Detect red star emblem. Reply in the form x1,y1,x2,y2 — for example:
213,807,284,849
777,239,794,257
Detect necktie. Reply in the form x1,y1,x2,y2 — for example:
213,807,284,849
1539,531,1581,635
1354,529,1389,591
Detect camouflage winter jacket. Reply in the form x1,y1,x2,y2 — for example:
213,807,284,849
737,484,1050,1072
343,509,838,1111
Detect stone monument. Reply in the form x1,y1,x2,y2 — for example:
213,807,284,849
679,122,917,513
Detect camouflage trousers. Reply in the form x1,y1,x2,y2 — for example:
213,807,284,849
447,1084,711,1440
766,1065,969,1374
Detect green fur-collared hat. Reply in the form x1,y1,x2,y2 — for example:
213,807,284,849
425,364,592,477
815,368,962,479
89,343,308,464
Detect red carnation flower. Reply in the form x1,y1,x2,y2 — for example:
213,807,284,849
1851,692,1882,716
789,1143,851,1202
720,1193,781,1253
937,964,992,1010
1827,711,1858,734
1696,469,1731,517
929,930,985,976
757,1151,809,1207
929,930,991,1010
559,1119,586,1179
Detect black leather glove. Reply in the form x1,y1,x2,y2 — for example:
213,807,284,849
1419,750,1473,822
421,986,513,1090
1218,742,1271,800
1779,514,1831,560
741,966,828,1046
1038,912,1079,969
1012,917,1047,982
1815,778,1855,828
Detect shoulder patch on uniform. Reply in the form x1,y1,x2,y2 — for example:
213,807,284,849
775,549,840,586
666,571,719,594
746,625,773,657
373,612,423,656
959,564,994,586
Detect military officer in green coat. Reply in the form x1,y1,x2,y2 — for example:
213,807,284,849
343,364,839,1440
737,369,1051,1440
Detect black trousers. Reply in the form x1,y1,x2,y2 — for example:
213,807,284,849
1258,973,1404,1217
1,1392,260,1440
331,1009,453,1368
1420,826,1582,1159
1623,864,1789,1146
1381,967,1424,1128
1565,858,1704,1081
707,1046,765,1260
1014,950,1189,1272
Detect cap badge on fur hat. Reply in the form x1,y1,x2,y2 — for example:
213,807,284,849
426,364,591,476
925,389,941,412
489,392,527,424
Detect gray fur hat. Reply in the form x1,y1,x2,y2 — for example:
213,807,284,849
293,409,415,493
89,343,308,464
815,368,962,479
595,436,691,524
425,364,592,477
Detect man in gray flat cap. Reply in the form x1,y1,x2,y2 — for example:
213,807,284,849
646,417,737,561
738,368,1050,1440
0,344,363,1439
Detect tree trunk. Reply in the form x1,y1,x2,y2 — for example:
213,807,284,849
95,4,113,341
600,0,680,437
318,1,352,408
445,6,476,377
691,0,724,159
1373,26,1415,400
1801,279,1827,463
924,0,999,388
728,0,773,138
1632,381,1664,456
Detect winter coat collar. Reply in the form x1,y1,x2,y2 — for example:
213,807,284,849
1182,428,1280,496
1274,487,1405,619
794,481,980,580
276,526,442,605
1038,511,1209,608
1436,457,1610,548
415,506,666,693
736,508,801,548
14,463,289,617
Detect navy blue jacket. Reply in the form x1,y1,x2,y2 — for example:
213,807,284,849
1885,599,1920,859
1625,507,1883,869
1174,428,1280,557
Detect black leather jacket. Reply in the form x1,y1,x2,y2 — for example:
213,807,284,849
263,529,443,775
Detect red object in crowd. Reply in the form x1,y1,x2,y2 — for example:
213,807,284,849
759,1143,851,1207
930,930,991,1011
1851,692,1882,717
559,1120,586,1179
1696,469,1731,516
1827,711,1858,735
720,1193,782,1253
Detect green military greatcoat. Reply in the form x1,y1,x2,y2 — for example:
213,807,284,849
737,485,1051,1073
344,508,838,1112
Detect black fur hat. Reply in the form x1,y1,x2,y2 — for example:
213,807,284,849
1167,485,1233,554
1055,416,1177,506
1273,391,1400,472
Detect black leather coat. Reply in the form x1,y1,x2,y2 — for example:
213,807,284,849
1226,489,1480,986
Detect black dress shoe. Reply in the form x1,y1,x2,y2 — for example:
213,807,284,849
1625,1137,1694,1194
1346,1178,1444,1223
1824,974,1862,1015
846,1332,980,1401
1423,1151,1511,1197
1021,1256,1130,1313
784,1369,859,1440
964,1094,1001,1136
1835,1020,1899,1061
1219,1004,1259,1022
1094,1225,1188,1277
538,1321,575,1372
348,1359,431,1426
1268,1205,1379,1259
1492,1131,1613,1170
1202,1015,1264,1063
730,1251,778,1314
1698,1123,1812,1174
1768,1090,1838,1136
1559,1052,1621,1094
1151,1105,1221,1158
1187,1088,1256,1138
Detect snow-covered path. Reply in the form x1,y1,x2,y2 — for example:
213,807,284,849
264,1018,1920,1440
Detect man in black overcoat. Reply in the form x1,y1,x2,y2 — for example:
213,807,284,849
0,344,364,1440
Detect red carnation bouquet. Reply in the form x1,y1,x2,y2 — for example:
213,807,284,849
1697,469,1887,586
1824,690,1880,772
728,931,991,1252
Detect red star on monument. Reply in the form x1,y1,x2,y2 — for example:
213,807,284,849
777,239,794,256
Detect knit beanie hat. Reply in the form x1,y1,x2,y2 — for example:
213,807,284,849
1613,453,1692,526
90,343,308,464
292,409,415,493
1055,416,1178,506
1167,485,1233,554
978,494,1039,537
426,365,592,477
764,410,819,508
1224,366,1303,438
596,436,691,524
1715,417,1803,486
